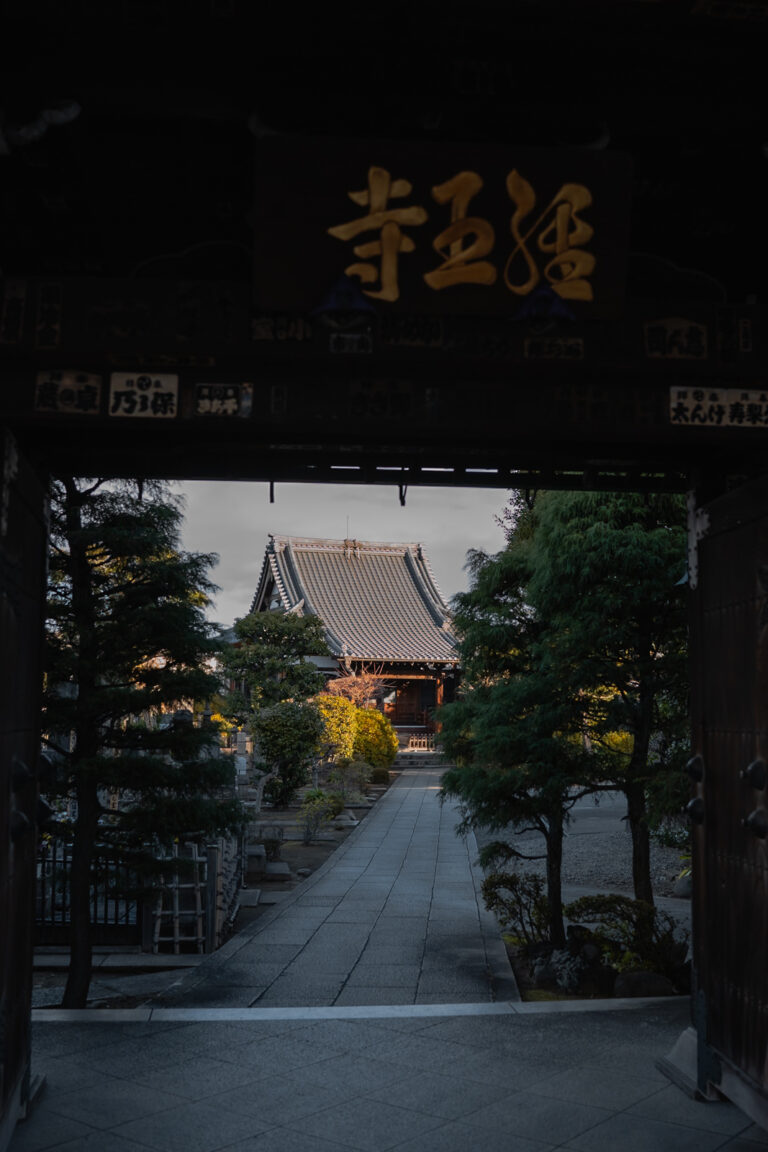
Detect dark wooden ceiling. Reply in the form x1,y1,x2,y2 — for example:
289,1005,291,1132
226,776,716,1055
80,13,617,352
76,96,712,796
2,0,765,298
1,1,766,490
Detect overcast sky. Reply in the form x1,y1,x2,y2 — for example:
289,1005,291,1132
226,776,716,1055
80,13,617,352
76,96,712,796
175,480,509,628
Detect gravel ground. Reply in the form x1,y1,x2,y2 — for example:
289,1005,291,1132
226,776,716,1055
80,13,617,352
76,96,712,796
472,805,686,900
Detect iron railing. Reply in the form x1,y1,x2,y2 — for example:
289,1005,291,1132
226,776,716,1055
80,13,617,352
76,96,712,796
35,839,141,946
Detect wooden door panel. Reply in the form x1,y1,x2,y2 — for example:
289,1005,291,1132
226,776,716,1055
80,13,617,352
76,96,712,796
0,434,47,1152
694,478,768,1098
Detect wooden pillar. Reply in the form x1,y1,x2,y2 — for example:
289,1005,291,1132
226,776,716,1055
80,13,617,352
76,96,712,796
434,675,444,733
0,430,48,1152
660,475,768,1130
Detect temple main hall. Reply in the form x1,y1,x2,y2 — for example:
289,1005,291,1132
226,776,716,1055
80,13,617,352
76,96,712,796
251,535,459,735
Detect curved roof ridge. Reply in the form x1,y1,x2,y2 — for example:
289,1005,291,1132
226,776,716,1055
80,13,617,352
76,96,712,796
249,546,275,615
271,534,423,554
270,535,301,606
282,539,313,612
414,543,452,616
268,552,291,609
281,540,348,656
403,548,449,630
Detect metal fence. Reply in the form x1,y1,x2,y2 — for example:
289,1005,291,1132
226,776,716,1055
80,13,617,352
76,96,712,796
35,839,141,946
35,836,243,952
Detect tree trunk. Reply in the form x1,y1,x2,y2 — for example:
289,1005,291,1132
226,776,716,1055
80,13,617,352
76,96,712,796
62,782,99,1008
545,808,567,948
625,779,654,905
624,626,655,906
61,479,100,1008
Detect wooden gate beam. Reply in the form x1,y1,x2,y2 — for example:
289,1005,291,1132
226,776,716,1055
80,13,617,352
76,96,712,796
0,430,48,1152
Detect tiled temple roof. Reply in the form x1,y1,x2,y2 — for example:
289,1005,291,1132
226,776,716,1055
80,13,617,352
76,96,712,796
252,536,458,665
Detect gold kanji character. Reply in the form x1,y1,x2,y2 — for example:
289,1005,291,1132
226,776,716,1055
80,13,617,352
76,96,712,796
424,171,497,290
504,171,595,300
328,166,428,302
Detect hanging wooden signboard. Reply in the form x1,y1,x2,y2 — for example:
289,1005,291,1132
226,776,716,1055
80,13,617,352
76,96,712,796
253,138,633,319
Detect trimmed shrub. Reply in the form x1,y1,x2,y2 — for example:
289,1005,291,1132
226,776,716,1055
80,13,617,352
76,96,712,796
329,759,371,800
370,766,391,785
562,893,688,981
353,708,398,768
299,789,343,844
481,869,550,948
302,787,345,817
252,701,324,807
316,694,357,764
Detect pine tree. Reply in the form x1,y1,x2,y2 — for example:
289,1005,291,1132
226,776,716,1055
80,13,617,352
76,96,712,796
251,702,325,806
440,490,688,941
439,532,598,947
44,478,244,1007
525,490,688,903
222,611,329,717
220,609,330,804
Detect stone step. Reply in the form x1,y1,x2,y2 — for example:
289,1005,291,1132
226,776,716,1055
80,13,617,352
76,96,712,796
238,888,262,907
394,752,447,769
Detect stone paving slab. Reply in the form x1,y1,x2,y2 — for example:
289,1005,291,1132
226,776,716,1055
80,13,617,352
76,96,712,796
153,767,513,1009
14,1000,768,1152
34,953,202,970
18,769,742,1151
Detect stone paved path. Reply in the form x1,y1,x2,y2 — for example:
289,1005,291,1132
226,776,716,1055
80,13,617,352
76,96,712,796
19,1001,767,1152
20,771,761,1151
157,766,517,1008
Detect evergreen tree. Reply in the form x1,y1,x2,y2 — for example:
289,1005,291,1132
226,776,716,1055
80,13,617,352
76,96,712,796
44,478,244,1008
251,701,325,806
440,490,688,938
439,530,598,947
220,610,330,803
222,611,329,719
525,490,688,903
